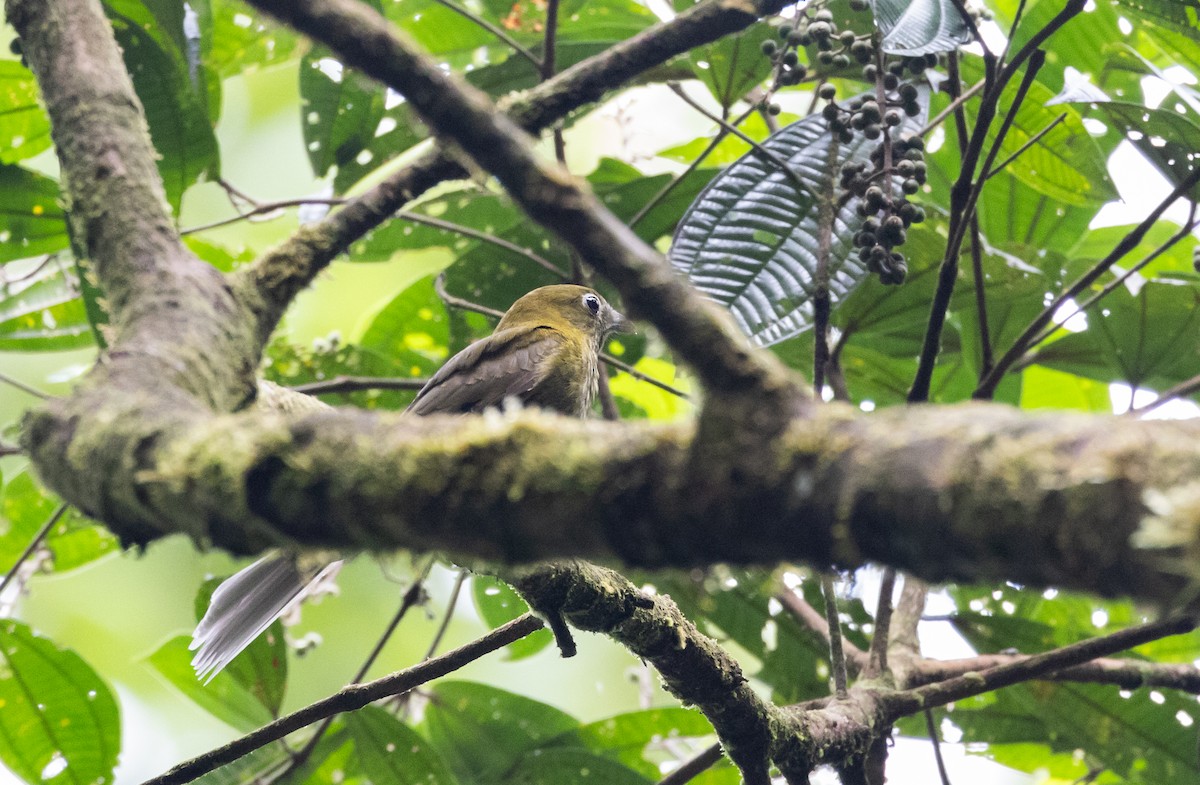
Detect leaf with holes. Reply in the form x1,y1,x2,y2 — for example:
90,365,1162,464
871,0,973,55
300,48,388,180
670,97,926,346
0,62,51,164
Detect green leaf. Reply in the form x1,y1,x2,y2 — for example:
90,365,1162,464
558,708,716,778
300,47,387,180
671,97,927,346
200,0,300,78
1,472,117,575
359,274,453,383
193,577,289,717
1032,281,1200,389
0,61,52,163
871,0,972,55
0,166,69,263
348,706,458,785
0,257,93,351
108,7,220,213
423,681,580,783
0,621,120,785
146,636,275,732
1053,90,1200,198
507,748,651,784
470,575,553,661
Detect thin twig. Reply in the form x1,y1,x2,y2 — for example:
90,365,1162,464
276,559,436,778
425,569,467,660
1130,373,1200,416
924,710,953,785
429,0,542,69
0,503,67,598
914,79,987,138
0,370,51,400
1028,205,1198,350
291,375,428,395
909,50,1046,402
984,113,1066,180
398,209,568,278
819,575,849,698
0,443,23,458
628,102,758,229
975,168,1200,398
666,82,810,197
865,569,897,678
181,198,347,235
656,744,724,785
886,614,1198,718
142,614,545,785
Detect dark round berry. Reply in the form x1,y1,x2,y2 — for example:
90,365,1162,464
909,206,926,224
898,83,919,101
809,21,831,38
832,54,850,68
783,50,799,66
903,101,921,116
925,53,940,68
862,64,878,80
814,9,834,22
840,30,857,45
818,50,835,63
768,102,782,115
883,73,900,91
884,110,903,127
849,0,869,11
822,103,840,121
863,123,882,139
778,24,794,39
851,41,874,63
9,38,22,56
888,61,906,75
788,30,806,46
818,83,837,100
896,159,915,176
864,185,884,206
863,217,881,233
902,178,920,194
761,39,779,56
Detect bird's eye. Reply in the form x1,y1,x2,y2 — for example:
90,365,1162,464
583,293,601,315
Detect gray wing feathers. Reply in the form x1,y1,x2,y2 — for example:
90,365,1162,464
406,327,564,416
190,554,342,683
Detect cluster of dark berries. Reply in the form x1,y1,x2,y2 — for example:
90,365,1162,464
842,136,929,285
760,3,872,101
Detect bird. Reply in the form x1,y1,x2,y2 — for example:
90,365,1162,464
190,284,630,681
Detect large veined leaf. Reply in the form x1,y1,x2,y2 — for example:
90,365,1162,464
670,98,926,346
871,0,973,55
0,621,120,785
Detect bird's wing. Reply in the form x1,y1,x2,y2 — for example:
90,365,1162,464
406,326,565,416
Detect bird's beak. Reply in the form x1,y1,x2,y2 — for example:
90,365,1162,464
607,308,635,335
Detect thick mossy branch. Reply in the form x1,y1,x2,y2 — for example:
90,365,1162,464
510,562,776,782
8,0,260,411
23,394,1200,604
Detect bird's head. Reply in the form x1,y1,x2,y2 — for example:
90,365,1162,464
497,285,631,344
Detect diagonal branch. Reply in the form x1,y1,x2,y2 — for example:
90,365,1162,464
234,0,794,356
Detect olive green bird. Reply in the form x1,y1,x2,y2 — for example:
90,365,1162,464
190,285,630,680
